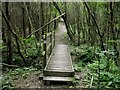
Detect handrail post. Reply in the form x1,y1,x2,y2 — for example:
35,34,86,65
50,27,52,54
43,30,47,69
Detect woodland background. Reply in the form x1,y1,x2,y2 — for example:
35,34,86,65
1,2,120,88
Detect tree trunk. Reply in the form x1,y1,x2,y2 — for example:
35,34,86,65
40,2,46,69
2,27,6,44
2,9,28,67
5,2,13,65
28,6,31,36
76,4,80,45
84,2,105,51
110,2,119,66
22,7,26,38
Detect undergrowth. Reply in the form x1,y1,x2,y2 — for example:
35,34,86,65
1,67,39,89
70,44,120,88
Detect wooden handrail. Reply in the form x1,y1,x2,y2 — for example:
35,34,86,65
27,13,65,38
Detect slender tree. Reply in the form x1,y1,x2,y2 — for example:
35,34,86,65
5,2,13,65
83,2,105,51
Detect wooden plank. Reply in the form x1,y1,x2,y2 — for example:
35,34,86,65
43,76,74,82
44,71,74,77
44,44,74,78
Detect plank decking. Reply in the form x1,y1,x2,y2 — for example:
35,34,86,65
43,44,74,83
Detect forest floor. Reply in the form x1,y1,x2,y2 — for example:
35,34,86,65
2,22,83,89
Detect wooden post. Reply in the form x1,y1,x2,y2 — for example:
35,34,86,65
50,4,53,54
53,26,55,47
50,27,52,54
53,15,56,48
43,30,47,69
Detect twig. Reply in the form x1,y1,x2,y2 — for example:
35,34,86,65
90,76,93,88
2,63,19,68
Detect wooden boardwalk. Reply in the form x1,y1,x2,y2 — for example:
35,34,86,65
43,44,74,83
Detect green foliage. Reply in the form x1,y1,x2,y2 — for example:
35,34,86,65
2,67,38,89
20,36,40,58
7,67,37,76
71,44,120,88
70,44,101,63
2,75,13,89
12,55,22,65
0,44,6,50
74,61,83,72
2,35,43,65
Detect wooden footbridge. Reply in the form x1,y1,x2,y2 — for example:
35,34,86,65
41,22,74,84
43,44,74,84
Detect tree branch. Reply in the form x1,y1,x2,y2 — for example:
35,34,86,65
2,10,20,41
2,63,19,68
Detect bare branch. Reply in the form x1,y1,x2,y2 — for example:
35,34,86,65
2,63,19,68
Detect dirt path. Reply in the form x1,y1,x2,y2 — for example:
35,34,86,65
55,22,69,45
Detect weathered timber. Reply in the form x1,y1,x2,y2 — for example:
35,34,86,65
43,44,74,82
43,76,74,82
